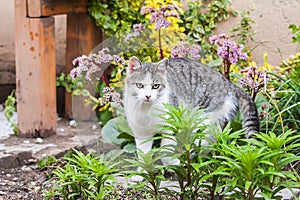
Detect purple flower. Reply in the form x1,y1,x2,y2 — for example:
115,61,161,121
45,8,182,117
141,5,180,30
100,87,122,106
171,42,201,60
141,6,155,15
238,66,270,93
70,48,125,80
125,23,145,41
209,35,218,45
209,33,248,64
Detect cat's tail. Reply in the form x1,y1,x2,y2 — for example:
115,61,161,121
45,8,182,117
237,89,260,137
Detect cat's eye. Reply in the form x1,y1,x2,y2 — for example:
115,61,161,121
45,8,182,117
136,83,144,89
152,84,160,89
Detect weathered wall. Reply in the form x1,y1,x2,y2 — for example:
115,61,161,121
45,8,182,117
0,0,299,102
216,0,300,66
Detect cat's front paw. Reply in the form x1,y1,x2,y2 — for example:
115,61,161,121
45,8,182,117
130,175,145,182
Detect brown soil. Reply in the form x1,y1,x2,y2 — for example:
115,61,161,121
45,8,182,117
0,164,46,200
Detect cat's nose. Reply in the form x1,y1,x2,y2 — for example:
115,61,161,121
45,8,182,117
145,95,151,100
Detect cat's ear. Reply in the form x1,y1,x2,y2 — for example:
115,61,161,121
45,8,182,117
128,56,142,73
156,58,168,73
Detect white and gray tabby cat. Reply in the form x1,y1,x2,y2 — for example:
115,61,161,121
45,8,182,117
124,56,259,165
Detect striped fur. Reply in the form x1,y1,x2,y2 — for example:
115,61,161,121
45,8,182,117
166,58,259,135
124,57,259,135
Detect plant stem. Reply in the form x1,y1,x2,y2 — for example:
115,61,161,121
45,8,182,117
101,68,111,87
186,150,191,187
223,58,230,81
158,29,164,59
249,186,253,200
263,91,285,133
210,176,217,200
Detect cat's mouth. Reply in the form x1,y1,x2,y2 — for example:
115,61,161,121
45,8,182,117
143,99,152,103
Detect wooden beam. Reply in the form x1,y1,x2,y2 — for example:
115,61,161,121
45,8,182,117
15,0,56,137
65,13,102,120
27,0,89,17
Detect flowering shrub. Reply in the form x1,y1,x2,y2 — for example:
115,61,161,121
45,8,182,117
71,48,125,85
238,65,269,100
171,41,201,59
209,33,248,80
143,0,184,32
68,48,125,123
88,0,145,37
141,5,180,30
209,34,248,64
130,3,183,59
125,23,145,41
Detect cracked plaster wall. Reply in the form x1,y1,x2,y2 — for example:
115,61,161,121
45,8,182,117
216,0,300,66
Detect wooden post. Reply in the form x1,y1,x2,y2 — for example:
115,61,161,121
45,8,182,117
65,13,102,120
15,0,56,137
27,0,88,17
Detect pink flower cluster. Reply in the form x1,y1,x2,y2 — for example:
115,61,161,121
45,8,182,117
209,33,248,64
125,23,145,42
71,48,125,81
171,42,201,59
141,5,180,30
101,87,122,106
238,66,270,93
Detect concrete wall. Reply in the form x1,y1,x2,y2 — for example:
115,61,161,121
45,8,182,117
0,0,299,101
216,0,300,66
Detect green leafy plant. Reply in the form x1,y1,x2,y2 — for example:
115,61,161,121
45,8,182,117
214,131,300,199
122,103,300,199
45,149,118,200
180,0,237,55
88,0,145,37
56,73,90,96
125,104,235,199
4,90,18,136
154,103,207,199
289,24,300,44
230,9,255,47
125,148,167,199
101,116,136,153
263,69,300,133
37,156,59,170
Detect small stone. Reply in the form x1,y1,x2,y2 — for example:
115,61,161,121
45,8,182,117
6,174,11,178
36,138,43,143
91,124,97,130
42,153,47,158
34,186,41,193
21,165,31,172
59,128,65,132
0,191,7,195
23,140,30,144
28,158,37,163
69,120,76,127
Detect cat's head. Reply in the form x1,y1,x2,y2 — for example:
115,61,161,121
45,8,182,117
125,56,169,104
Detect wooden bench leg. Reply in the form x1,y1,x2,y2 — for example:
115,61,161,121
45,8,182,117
65,13,102,120
15,0,56,137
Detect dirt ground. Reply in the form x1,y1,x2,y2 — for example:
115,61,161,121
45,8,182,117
0,164,47,200
0,118,117,200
